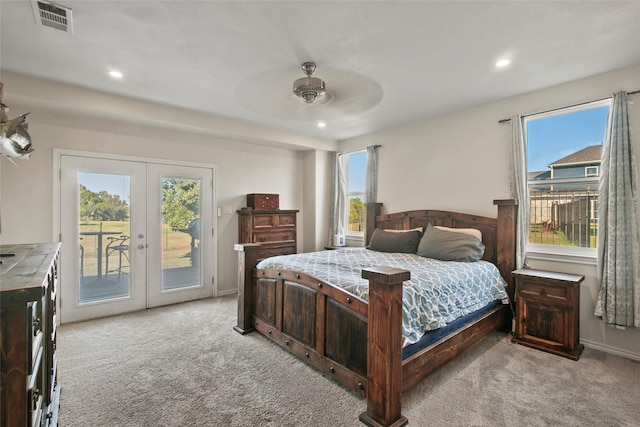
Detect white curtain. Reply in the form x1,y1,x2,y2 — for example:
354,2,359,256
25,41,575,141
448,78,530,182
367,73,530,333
365,145,378,203
594,91,640,327
510,115,529,269
328,152,347,245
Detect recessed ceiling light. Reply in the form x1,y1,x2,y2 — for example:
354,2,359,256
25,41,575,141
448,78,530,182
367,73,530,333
495,59,511,68
317,122,326,128
109,70,123,79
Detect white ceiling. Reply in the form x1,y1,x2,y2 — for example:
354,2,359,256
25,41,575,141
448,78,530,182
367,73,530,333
2,1,640,144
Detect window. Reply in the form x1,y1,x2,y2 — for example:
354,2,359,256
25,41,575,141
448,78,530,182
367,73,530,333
345,151,367,235
524,99,610,253
585,166,599,177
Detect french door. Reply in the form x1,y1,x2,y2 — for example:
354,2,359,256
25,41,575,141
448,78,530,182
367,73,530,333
59,154,215,323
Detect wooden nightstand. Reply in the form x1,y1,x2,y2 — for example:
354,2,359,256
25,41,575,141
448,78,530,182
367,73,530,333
511,268,584,360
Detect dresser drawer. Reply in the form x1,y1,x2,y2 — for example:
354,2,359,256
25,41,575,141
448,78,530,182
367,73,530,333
253,214,276,227
254,229,296,244
27,301,44,374
518,279,569,303
278,214,296,226
259,244,296,259
28,346,44,427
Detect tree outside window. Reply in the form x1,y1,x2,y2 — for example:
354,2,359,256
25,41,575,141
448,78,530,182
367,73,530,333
346,151,367,234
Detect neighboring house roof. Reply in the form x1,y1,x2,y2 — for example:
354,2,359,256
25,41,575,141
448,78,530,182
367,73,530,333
529,171,550,180
549,144,602,167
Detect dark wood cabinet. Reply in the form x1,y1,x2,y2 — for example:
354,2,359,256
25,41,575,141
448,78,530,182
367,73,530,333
237,208,298,261
512,268,584,360
1,243,61,426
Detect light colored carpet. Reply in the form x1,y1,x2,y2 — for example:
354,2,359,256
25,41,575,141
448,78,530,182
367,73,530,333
57,295,640,426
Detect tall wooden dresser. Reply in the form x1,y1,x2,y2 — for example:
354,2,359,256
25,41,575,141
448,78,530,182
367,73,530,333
1,243,61,427
237,208,299,261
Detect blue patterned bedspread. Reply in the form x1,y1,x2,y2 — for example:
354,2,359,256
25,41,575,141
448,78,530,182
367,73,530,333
256,247,509,347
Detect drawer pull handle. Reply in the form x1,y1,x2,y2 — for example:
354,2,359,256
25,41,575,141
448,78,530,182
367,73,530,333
346,297,352,304
539,289,547,297
32,388,40,410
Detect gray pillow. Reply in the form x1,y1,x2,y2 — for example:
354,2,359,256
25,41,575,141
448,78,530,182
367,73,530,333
367,228,422,253
416,223,485,262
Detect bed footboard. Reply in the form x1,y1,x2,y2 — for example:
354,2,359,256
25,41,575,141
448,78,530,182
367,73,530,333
360,267,410,427
234,244,410,426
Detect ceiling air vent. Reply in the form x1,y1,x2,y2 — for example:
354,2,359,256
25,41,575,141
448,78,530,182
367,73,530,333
31,1,73,33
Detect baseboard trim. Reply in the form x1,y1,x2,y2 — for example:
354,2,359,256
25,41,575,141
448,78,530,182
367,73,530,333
217,289,238,297
581,339,640,362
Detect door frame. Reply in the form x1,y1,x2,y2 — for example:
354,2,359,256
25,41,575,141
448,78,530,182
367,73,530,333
53,149,219,321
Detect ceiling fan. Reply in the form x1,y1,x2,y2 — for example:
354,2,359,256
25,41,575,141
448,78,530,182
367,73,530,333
292,62,326,104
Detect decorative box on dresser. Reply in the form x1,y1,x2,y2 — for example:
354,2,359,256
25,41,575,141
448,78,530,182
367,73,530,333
511,268,584,360
237,207,299,261
1,243,61,427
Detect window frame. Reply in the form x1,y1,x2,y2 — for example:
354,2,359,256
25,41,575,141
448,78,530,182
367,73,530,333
523,98,611,262
343,149,367,239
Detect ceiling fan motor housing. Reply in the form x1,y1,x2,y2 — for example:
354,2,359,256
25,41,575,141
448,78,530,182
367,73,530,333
293,62,326,103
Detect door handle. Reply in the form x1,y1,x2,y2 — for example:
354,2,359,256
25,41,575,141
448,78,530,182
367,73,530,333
138,244,146,249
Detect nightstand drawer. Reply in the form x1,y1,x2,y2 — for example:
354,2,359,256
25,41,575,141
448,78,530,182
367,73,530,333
518,279,569,303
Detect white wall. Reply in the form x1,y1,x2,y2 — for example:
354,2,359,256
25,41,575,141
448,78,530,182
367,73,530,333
302,150,333,252
0,73,319,296
339,64,640,360
4,65,640,359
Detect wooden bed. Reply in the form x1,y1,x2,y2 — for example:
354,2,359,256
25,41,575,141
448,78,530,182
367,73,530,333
234,200,517,427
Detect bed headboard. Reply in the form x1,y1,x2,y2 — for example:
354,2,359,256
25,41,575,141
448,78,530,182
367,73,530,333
366,200,517,289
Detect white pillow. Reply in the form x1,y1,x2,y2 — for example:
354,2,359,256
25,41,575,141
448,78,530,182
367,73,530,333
433,225,482,241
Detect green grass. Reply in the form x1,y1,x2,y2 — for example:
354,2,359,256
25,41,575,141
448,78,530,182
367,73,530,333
528,229,572,246
79,220,194,274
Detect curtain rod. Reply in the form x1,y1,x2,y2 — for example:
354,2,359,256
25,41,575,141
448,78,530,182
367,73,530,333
339,144,381,155
498,89,640,124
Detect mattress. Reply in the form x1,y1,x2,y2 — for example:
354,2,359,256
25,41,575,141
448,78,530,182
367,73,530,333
256,247,509,347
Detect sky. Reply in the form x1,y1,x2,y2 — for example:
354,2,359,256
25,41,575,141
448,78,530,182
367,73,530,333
527,104,610,172
348,151,367,193
79,172,131,203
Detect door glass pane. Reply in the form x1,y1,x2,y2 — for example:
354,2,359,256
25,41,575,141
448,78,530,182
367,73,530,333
161,177,202,290
78,173,131,303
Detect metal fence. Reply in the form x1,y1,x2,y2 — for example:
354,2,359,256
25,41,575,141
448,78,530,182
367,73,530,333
529,186,597,248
